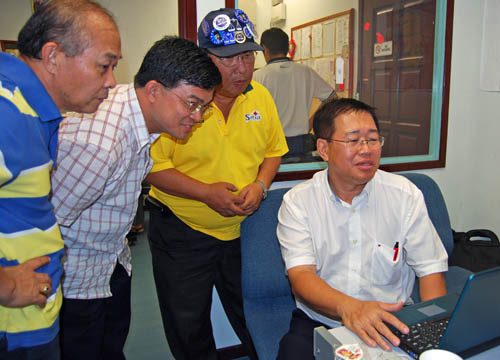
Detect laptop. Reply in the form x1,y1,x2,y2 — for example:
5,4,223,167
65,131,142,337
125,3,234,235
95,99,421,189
392,266,500,359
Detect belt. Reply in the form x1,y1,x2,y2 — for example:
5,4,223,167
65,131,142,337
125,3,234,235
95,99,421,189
144,195,172,215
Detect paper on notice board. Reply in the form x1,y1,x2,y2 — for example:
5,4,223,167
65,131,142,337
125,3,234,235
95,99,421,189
480,0,500,91
301,26,311,59
292,29,302,61
311,23,322,57
323,21,335,56
336,56,344,84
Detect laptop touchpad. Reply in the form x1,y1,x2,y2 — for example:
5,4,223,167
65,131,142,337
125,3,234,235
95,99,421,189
418,304,446,317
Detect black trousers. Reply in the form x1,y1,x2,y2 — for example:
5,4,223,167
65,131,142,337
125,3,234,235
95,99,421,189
277,309,329,360
0,333,60,360
147,202,258,360
59,263,131,360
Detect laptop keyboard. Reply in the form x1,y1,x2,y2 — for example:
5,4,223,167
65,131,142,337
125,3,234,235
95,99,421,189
393,315,450,358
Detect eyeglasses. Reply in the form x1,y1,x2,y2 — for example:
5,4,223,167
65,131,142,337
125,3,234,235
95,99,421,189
216,52,255,68
324,136,385,149
157,80,212,118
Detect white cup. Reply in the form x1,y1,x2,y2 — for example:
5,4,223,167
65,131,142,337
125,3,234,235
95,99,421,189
419,349,463,360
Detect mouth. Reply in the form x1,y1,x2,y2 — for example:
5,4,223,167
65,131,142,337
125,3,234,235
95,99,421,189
233,79,247,87
356,160,375,171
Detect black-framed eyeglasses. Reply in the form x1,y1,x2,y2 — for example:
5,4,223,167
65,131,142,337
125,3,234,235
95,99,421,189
157,80,212,117
215,52,255,68
323,136,385,149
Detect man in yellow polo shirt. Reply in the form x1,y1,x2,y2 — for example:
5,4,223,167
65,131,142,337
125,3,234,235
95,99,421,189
145,8,287,360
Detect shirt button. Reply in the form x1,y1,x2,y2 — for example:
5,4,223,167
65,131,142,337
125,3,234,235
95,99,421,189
353,240,358,244
218,120,222,123
352,209,356,213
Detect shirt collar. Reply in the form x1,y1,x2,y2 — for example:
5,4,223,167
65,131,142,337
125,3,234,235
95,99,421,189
127,84,159,153
267,57,290,65
242,82,254,95
323,168,373,207
0,53,61,123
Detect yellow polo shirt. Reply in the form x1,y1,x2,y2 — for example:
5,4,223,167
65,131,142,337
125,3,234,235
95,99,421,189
149,81,288,240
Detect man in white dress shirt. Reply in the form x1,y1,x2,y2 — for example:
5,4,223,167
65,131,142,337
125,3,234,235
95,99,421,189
50,36,221,360
276,98,448,359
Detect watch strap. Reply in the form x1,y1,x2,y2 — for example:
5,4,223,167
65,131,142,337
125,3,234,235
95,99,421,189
255,180,268,200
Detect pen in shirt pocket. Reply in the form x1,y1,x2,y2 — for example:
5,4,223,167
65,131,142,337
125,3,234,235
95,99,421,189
393,241,399,261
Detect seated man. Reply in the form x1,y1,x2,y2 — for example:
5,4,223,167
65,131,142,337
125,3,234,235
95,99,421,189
276,98,448,359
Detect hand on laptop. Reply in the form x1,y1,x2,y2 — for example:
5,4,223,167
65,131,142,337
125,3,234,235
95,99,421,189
338,299,409,352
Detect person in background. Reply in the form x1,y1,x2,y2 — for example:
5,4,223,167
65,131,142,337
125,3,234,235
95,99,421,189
254,27,335,159
0,1,121,359
276,98,448,359
145,8,288,360
50,36,221,360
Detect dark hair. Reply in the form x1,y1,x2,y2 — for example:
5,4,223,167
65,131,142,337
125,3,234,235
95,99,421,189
313,98,380,140
134,36,222,90
260,28,289,56
18,0,117,59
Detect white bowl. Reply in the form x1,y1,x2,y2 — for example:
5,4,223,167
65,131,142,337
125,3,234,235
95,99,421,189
419,349,463,360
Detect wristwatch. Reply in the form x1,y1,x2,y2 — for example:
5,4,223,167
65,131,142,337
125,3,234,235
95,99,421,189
255,180,268,200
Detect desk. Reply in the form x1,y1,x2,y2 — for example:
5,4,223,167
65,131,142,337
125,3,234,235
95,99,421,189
314,326,500,360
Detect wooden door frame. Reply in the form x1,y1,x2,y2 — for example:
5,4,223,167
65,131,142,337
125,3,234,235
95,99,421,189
178,0,235,42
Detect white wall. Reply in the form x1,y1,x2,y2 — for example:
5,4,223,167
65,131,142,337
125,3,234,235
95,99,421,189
96,0,178,83
0,2,31,40
0,0,178,84
417,0,500,235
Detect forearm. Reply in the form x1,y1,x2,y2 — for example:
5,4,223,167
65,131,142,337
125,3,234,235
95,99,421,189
146,168,210,202
288,266,350,320
255,156,281,188
0,267,15,305
419,272,446,301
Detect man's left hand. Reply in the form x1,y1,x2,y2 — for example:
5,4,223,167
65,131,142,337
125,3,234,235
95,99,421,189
238,183,263,215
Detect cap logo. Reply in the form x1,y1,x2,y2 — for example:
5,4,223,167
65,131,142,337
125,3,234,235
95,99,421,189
245,22,257,40
231,18,242,31
223,31,236,46
235,9,249,24
210,29,224,45
234,31,246,44
213,14,230,31
202,19,210,37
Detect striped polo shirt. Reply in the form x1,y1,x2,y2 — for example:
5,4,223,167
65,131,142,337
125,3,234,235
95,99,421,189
0,52,64,351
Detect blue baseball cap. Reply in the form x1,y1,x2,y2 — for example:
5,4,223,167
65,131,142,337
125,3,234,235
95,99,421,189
198,8,264,57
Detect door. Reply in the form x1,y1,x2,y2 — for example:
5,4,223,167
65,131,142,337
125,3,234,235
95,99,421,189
359,0,436,157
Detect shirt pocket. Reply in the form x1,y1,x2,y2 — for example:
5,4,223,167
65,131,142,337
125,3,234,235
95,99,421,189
370,241,403,287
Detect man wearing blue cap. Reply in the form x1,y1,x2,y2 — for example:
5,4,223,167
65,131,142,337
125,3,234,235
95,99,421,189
145,8,288,360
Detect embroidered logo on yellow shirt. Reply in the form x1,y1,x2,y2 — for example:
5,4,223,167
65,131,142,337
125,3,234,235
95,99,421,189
245,110,262,123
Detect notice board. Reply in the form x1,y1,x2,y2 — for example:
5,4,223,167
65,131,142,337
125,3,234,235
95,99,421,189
290,9,354,98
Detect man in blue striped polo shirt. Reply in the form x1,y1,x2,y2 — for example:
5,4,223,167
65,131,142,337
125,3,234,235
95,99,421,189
0,1,121,359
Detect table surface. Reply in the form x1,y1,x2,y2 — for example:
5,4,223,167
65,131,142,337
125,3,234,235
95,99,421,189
316,326,500,360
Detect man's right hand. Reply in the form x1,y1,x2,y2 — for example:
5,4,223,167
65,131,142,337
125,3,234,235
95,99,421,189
204,182,246,217
338,298,409,351
0,256,53,308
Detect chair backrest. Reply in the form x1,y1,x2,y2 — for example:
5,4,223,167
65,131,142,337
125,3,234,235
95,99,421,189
400,173,474,302
399,173,453,255
241,187,295,360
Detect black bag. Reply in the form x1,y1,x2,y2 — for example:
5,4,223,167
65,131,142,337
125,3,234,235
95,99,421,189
449,229,500,272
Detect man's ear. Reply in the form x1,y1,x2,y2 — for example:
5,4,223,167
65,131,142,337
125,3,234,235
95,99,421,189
316,138,330,162
144,80,163,103
40,42,61,74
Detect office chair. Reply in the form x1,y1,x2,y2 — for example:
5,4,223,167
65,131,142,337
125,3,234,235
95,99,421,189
241,187,295,360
